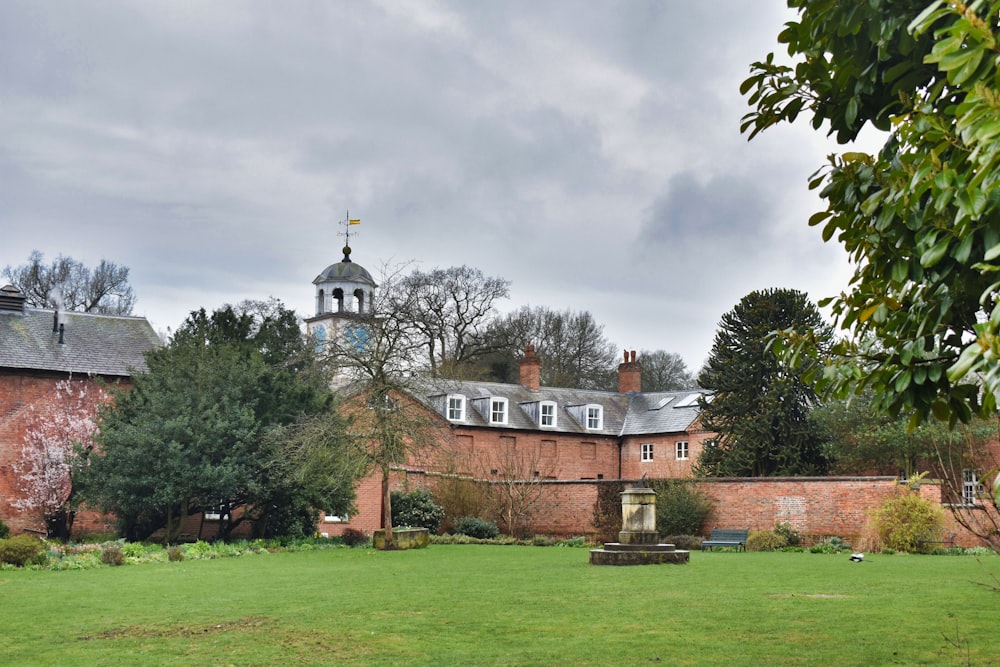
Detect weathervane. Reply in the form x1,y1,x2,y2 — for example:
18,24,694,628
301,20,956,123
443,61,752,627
337,210,361,261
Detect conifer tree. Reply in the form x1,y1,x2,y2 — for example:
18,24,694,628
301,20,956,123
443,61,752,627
696,288,830,477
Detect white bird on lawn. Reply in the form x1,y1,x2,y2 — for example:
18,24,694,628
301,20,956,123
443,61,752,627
849,553,864,562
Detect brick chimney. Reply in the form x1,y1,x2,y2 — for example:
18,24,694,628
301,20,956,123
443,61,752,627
519,344,541,390
618,349,641,394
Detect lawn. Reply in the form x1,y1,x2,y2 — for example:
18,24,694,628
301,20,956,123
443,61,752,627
0,546,997,666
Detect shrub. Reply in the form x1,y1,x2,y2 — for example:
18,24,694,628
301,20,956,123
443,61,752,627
455,517,500,539
873,491,944,553
100,543,125,566
649,480,714,538
774,522,801,547
167,545,185,561
433,475,489,534
531,535,556,546
341,528,369,547
809,536,850,554
746,530,788,552
391,489,446,533
0,519,9,539
592,482,626,543
662,534,704,550
0,535,46,567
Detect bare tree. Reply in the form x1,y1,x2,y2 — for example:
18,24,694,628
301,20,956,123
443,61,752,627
486,306,619,390
397,266,510,377
3,251,136,315
324,263,450,549
638,349,698,391
480,439,556,538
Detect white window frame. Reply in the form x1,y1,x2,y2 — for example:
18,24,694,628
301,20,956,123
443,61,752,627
490,397,509,425
641,443,654,462
962,469,983,505
585,404,603,430
446,394,466,422
540,401,557,428
323,513,349,523
676,440,689,461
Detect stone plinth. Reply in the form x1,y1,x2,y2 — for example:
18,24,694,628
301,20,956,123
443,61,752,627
589,542,689,565
373,527,429,550
590,484,689,565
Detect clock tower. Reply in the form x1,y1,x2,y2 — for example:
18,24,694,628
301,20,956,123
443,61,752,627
304,236,377,365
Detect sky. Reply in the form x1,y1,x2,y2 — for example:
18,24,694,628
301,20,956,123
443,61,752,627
0,1,875,373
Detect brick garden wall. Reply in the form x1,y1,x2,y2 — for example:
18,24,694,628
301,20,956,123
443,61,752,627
330,470,991,548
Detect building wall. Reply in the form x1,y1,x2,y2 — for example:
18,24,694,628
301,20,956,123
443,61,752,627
620,429,714,479
0,371,122,537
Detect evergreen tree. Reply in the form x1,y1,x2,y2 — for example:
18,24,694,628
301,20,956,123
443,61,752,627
78,301,343,541
696,288,830,477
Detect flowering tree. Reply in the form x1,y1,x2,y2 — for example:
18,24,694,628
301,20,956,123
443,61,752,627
12,379,107,539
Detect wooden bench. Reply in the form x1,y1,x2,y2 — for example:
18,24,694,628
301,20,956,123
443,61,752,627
703,528,748,551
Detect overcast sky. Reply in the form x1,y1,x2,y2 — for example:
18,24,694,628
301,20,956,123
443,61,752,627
1,1,872,373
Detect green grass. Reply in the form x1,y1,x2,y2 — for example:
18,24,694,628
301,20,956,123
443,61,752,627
0,547,997,666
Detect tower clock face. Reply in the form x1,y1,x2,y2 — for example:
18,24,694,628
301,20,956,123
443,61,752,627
312,324,327,352
345,322,369,351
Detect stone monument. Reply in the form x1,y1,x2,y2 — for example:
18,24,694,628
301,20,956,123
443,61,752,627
589,479,689,565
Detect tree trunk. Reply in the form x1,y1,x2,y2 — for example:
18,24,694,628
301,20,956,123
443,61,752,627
380,466,394,549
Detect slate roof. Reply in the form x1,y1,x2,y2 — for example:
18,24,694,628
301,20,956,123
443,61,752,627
415,378,707,438
0,307,161,377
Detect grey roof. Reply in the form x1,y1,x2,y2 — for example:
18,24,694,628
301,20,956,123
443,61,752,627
416,378,706,438
313,248,376,286
619,391,706,436
0,307,161,377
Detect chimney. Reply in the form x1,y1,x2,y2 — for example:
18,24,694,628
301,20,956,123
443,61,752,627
519,344,541,390
618,349,641,394
58,323,65,345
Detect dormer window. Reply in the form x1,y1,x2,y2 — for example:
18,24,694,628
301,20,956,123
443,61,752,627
490,397,509,425
540,401,557,427
447,394,466,422
586,404,603,430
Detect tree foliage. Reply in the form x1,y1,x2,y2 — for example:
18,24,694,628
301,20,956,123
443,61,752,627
696,288,831,477
742,1,1000,424
3,250,136,315
810,390,996,478
79,301,337,542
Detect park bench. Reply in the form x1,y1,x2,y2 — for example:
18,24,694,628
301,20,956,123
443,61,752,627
916,531,957,552
703,528,748,551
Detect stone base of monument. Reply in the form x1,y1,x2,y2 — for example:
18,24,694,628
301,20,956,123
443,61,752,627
589,529,689,565
590,485,691,566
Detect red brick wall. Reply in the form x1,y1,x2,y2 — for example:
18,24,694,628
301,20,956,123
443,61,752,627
327,471,993,548
0,372,124,537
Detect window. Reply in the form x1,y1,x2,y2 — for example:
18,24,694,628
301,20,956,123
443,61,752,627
641,443,654,462
204,502,229,522
540,401,557,427
963,469,983,505
324,513,349,523
447,394,465,421
586,404,603,430
490,397,508,424
676,441,689,461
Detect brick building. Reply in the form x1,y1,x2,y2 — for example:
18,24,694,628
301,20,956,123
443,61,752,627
320,344,713,536
0,284,161,535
